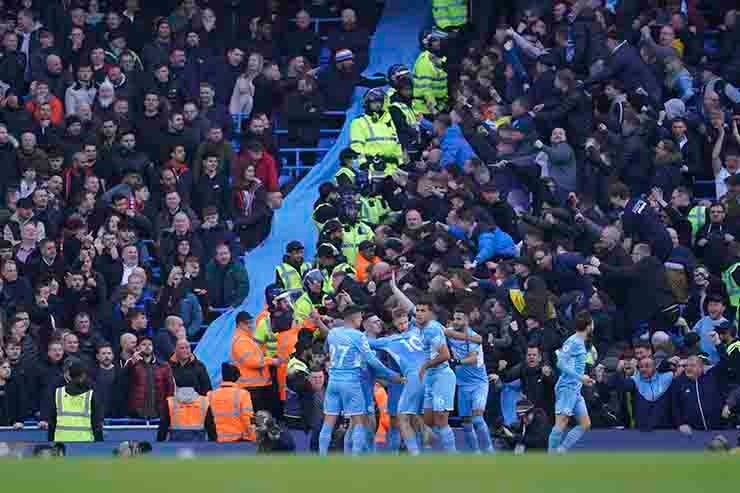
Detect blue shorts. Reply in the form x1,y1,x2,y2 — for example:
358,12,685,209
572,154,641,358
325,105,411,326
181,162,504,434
398,373,424,415
324,380,367,416
457,383,489,417
387,382,403,416
554,389,588,418
423,368,456,412
362,379,375,415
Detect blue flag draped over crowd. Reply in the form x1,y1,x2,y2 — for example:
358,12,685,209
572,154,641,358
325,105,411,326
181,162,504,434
195,0,430,385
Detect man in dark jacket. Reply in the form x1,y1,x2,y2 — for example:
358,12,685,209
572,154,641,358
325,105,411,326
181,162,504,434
89,343,126,418
31,340,65,423
569,7,609,77
205,243,250,309
612,111,653,197
169,339,211,396
160,112,199,164
608,182,673,262
326,9,371,72
281,10,321,65
201,105,233,145
0,32,27,93
533,68,592,149
110,131,151,186
501,399,551,452
588,242,676,339
141,19,173,71
203,47,244,106
0,123,19,204
585,34,662,106
479,183,518,241
46,360,104,442
192,152,231,219
283,77,324,156
318,50,386,111
501,343,556,417
154,315,185,362
672,354,725,431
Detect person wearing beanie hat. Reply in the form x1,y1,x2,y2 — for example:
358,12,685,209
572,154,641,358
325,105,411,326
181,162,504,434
204,363,256,442
502,397,550,453
317,36,387,111
334,49,354,63
275,240,311,291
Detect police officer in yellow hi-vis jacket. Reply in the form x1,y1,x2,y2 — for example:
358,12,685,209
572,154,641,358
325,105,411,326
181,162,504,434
274,241,312,291
412,30,449,118
48,360,103,442
349,87,404,175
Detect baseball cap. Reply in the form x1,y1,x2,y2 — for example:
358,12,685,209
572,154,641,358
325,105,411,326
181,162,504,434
515,398,534,415
340,148,360,160
235,311,254,324
286,240,304,253
385,238,403,253
317,243,338,258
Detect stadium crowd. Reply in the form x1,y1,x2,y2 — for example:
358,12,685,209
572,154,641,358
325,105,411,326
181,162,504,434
0,0,740,453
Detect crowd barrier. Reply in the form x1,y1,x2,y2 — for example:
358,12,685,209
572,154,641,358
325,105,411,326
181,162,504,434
0,428,733,455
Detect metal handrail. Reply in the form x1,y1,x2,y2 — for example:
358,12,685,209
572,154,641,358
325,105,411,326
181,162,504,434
288,17,342,34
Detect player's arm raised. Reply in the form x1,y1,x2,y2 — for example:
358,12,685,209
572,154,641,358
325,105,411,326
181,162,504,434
444,327,482,343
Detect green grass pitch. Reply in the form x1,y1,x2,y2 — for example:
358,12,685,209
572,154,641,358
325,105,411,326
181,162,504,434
0,453,734,492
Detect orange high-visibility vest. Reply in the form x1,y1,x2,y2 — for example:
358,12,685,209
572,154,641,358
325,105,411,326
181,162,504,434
167,395,209,433
354,254,380,283
374,383,390,444
276,326,300,401
231,326,274,389
207,382,255,442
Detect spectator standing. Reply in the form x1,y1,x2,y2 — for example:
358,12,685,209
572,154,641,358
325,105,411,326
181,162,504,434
206,243,249,310
123,335,174,419
672,354,725,432
169,338,211,396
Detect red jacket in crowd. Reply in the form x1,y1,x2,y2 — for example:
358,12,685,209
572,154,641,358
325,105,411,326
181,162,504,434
125,357,175,418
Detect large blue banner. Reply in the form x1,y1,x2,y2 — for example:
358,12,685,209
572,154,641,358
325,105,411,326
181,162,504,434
195,0,431,384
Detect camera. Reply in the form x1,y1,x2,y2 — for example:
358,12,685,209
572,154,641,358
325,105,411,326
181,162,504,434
32,443,66,458
113,440,153,458
254,411,284,453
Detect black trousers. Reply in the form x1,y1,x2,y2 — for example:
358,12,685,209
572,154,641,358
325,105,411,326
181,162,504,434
249,385,282,421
